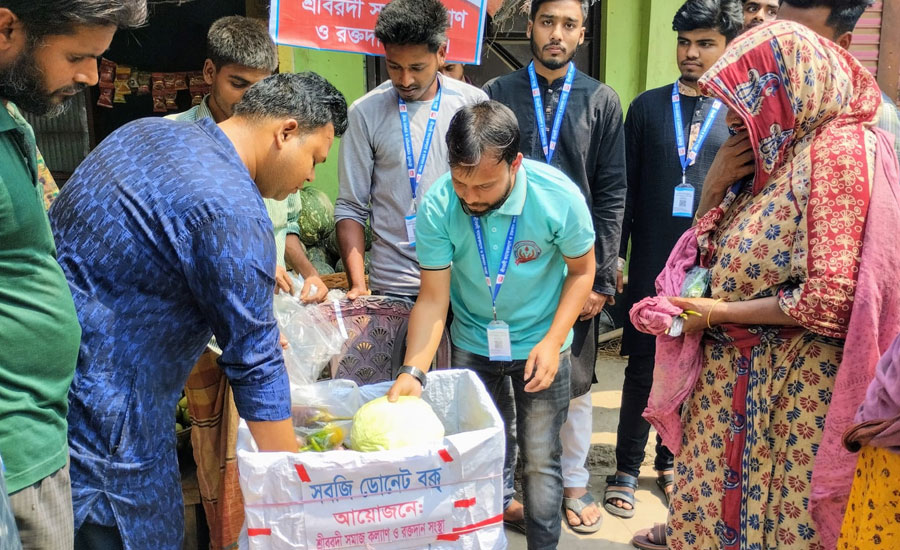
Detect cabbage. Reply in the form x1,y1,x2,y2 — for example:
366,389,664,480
350,396,445,452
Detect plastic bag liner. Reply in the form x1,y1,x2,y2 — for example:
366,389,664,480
237,369,506,550
274,293,346,387
291,380,361,447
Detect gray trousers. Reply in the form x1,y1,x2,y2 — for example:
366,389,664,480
9,462,73,550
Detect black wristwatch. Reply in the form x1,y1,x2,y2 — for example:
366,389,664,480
396,365,427,389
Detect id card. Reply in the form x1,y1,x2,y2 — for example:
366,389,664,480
404,214,417,247
672,184,695,218
487,320,512,361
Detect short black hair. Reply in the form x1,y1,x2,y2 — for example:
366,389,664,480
0,0,146,42
673,0,744,42
206,16,278,72
778,0,873,36
374,0,448,52
233,72,348,137
530,0,591,21
446,101,520,174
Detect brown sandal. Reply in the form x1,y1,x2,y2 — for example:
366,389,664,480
632,523,666,550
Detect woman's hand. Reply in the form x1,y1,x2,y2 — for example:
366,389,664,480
667,296,726,333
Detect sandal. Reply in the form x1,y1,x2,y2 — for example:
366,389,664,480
562,493,603,534
604,473,638,518
656,471,674,505
632,523,667,550
503,517,527,535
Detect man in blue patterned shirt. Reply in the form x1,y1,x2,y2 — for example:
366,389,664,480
49,73,347,550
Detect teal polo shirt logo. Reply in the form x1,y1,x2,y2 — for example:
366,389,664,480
513,240,542,265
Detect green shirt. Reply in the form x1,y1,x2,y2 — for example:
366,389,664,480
167,98,302,267
0,102,80,493
416,159,595,359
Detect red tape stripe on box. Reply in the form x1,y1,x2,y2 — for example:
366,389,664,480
294,464,311,482
247,528,271,536
438,448,453,462
454,497,477,508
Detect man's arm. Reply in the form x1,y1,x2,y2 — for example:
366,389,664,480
334,104,375,299
386,268,451,401
178,216,295,452
618,98,642,294
583,90,627,317
525,247,595,392
336,219,369,299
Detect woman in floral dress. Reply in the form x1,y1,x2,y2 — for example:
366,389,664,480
660,21,891,550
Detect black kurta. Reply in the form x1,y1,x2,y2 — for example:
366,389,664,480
619,82,730,357
485,66,627,396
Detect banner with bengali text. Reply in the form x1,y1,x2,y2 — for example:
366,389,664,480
269,0,487,64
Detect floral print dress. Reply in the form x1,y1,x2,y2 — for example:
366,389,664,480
667,21,882,550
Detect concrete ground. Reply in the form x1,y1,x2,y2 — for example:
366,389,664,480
506,352,669,550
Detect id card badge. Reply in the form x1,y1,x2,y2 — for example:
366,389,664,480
486,320,512,361
404,214,417,247
672,184,695,218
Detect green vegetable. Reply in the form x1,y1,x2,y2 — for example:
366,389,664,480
307,247,329,265
350,396,445,452
299,423,344,452
297,187,335,246
310,259,335,275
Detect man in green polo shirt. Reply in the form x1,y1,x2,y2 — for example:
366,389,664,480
0,2,146,548
387,100,595,550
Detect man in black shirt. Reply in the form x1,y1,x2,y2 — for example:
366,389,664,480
484,0,626,535
609,0,751,531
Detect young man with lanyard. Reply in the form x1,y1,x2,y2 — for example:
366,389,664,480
0,2,146,548
482,0,626,534
387,100,596,550
335,0,486,300
777,0,900,163
608,0,748,528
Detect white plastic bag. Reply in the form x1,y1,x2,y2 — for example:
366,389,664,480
274,293,346,386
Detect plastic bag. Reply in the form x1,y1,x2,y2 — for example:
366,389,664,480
291,379,361,448
680,266,710,298
274,293,346,386
0,456,22,550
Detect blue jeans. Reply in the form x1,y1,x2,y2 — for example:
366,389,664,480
452,346,570,550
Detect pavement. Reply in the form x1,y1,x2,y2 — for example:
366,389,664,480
506,353,669,550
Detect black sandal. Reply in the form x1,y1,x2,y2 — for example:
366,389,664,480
603,473,638,518
656,471,674,505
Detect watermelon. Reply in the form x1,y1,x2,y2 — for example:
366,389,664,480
364,223,373,251
323,226,340,261
306,247,329,265
310,259,335,275
297,187,334,246
334,258,344,273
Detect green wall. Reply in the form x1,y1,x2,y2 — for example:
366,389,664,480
599,0,683,112
284,47,368,201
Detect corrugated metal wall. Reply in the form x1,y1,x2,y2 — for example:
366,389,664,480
23,92,90,176
849,1,883,75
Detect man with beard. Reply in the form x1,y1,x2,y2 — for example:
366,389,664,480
741,0,779,30
0,2,146,548
335,0,486,300
608,0,746,533
387,101,596,550
482,0,625,534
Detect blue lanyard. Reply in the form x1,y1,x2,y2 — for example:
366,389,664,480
528,61,575,165
671,82,722,184
399,84,442,200
471,215,518,319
